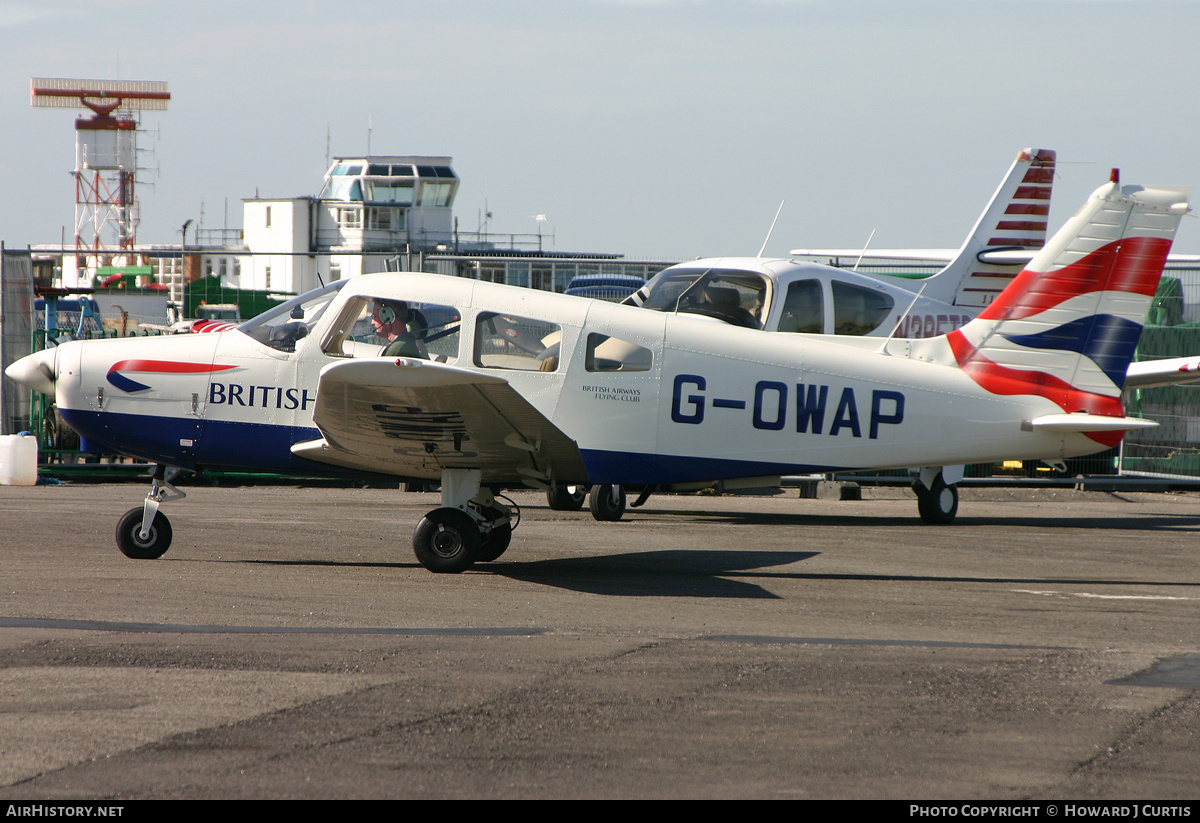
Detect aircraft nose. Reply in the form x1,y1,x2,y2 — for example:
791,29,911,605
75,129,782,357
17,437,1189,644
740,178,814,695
5,348,57,396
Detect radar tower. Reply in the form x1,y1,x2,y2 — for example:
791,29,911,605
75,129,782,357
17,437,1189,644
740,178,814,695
30,78,170,275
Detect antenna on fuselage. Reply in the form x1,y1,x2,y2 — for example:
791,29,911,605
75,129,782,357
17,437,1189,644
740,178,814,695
756,201,785,257
852,229,877,272
876,279,930,355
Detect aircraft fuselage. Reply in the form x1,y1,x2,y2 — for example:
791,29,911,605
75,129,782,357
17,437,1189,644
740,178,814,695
40,272,1095,485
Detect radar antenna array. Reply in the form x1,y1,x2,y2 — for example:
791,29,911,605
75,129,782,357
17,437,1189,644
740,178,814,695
30,78,170,276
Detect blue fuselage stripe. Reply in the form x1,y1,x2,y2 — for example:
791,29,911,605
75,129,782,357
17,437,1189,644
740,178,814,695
60,409,323,473
60,410,844,484
579,449,840,484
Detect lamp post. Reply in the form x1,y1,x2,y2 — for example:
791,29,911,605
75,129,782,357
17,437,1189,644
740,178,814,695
178,219,193,317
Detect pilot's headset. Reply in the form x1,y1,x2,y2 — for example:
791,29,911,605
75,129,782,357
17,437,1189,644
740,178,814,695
374,300,405,327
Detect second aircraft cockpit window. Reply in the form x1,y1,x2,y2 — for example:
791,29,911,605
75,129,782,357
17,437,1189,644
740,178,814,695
637,268,767,329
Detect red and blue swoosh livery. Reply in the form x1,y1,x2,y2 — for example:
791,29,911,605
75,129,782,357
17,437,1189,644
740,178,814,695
106,359,240,393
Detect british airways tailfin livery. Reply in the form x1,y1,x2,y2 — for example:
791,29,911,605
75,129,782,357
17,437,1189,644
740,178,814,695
5,172,1189,573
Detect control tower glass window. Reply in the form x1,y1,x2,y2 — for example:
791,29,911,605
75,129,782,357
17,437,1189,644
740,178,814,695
322,176,362,201
418,181,454,207
368,182,414,205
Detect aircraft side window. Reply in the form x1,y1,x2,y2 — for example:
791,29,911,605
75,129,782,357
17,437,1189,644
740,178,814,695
474,312,561,372
322,296,460,361
585,333,652,373
779,280,824,333
831,281,895,336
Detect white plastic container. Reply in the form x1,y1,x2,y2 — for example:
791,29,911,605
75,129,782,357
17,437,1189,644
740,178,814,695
0,435,38,486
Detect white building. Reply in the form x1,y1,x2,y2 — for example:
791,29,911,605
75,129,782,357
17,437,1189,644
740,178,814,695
240,155,460,294
32,153,669,317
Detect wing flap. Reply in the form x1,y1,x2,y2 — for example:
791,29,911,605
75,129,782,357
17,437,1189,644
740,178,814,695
294,357,589,484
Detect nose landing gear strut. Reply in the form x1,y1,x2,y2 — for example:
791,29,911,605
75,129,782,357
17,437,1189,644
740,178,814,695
115,465,186,559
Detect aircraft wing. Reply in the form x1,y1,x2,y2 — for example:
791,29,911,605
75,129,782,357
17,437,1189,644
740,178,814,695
790,249,1200,266
1124,357,1200,390
291,358,589,485
788,248,961,263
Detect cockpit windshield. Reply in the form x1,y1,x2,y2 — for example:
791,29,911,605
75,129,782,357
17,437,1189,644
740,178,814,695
638,268,767,329
237,280,347,353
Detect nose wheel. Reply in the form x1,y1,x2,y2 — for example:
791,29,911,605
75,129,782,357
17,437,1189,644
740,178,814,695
116,507,173,559
115,466,186,559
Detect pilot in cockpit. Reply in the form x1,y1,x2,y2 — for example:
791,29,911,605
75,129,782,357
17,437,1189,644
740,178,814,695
372,299,429,358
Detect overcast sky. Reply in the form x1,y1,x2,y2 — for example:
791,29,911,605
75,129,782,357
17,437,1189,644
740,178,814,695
4,0,1200,262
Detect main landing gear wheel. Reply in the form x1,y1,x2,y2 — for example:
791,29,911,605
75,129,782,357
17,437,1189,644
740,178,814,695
915,476,959,524
413,507,481,573
589,484,627,521
115,506,173,559
547,484,588,511
477,521,512,562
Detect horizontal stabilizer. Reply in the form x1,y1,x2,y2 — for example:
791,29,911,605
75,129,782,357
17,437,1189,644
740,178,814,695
1029,414,1158,433
1124,356,1200,389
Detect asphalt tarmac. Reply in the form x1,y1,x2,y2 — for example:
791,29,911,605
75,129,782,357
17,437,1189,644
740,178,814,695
2,481,1200,799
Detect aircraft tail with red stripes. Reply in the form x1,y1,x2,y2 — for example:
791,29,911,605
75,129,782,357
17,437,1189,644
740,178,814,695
919,172,1191,445
936,147,1058,310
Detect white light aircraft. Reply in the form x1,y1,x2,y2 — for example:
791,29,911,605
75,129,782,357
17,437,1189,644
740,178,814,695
627,147,1060,340
5,174,1190,573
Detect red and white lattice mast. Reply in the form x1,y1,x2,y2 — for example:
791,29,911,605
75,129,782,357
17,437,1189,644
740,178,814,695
30,78,170,278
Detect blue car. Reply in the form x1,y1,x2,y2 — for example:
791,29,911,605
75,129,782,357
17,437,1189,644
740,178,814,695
564,274,644,302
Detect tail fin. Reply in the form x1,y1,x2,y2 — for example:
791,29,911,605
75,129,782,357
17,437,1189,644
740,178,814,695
920,148,1057,308
933,175,1190,443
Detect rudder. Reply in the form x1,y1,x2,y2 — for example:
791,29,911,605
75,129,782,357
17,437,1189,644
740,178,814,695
925,174,1190,442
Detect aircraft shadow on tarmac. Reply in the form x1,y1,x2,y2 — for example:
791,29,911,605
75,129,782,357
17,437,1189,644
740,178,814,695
487,549,817,598
249,550,817,599
483,551,1200,596
248,542,1200,598
237,496,1200,599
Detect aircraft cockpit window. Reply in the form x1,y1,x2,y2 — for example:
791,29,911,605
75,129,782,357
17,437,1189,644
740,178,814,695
322,296,461,361
779,280,824,333
638,268,766,330
585,333,652,373
831,281,895,336
475,312,562,372
238,281,346,353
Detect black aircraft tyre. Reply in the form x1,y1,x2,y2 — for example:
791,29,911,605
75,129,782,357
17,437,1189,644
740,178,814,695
915,476,959,524
477,521,512,562
547,484,588,511
589,484,627,521
413,507,481,573
116,507,173,559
